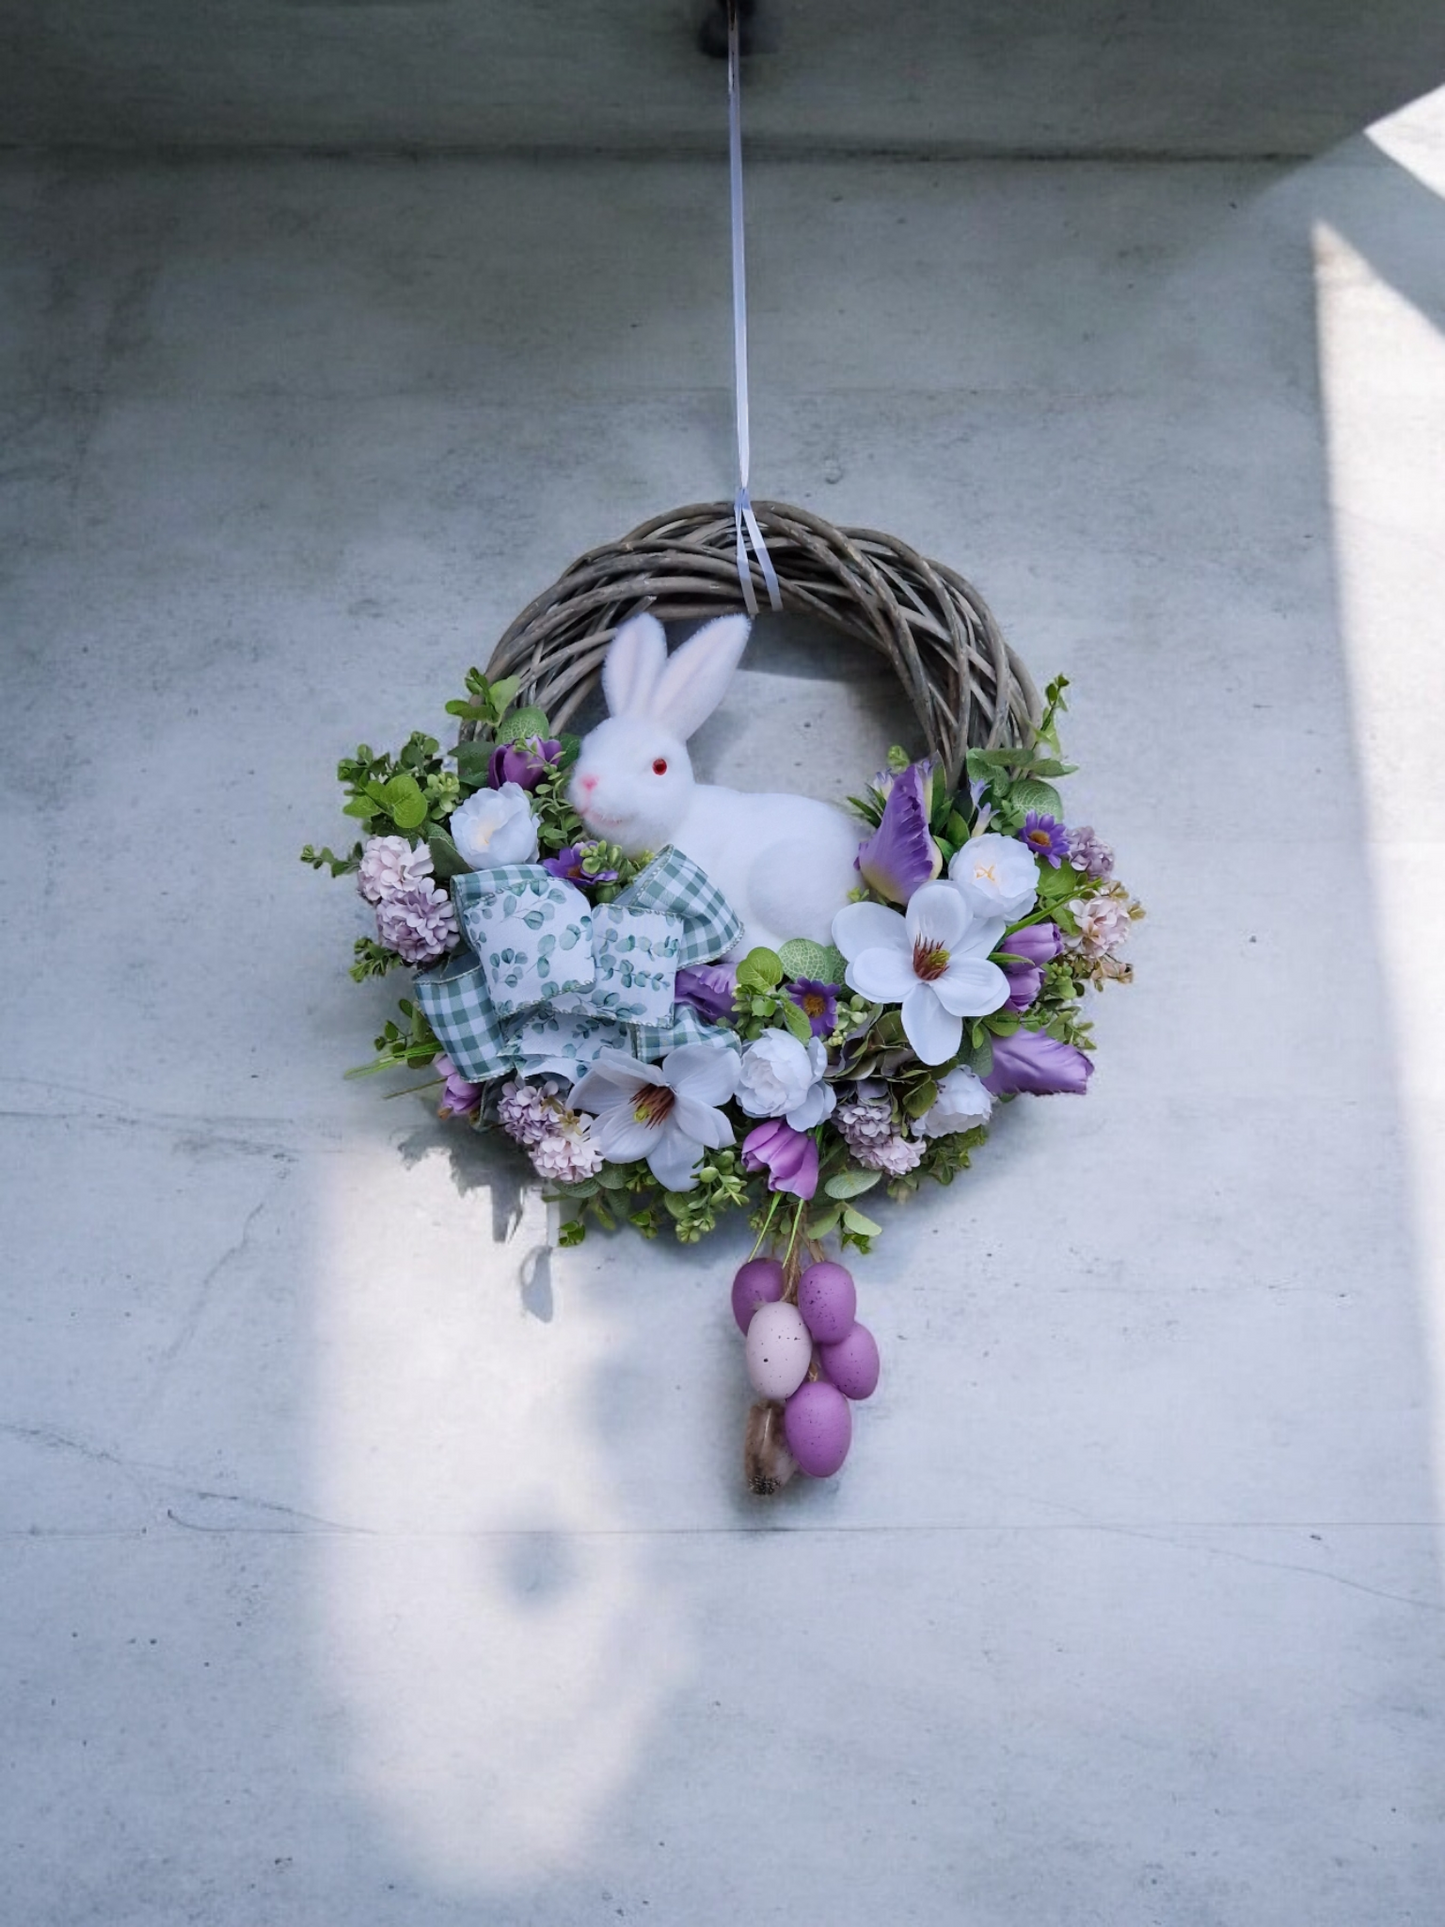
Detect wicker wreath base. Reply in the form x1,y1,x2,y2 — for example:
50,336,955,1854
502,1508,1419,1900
484,501,1041,786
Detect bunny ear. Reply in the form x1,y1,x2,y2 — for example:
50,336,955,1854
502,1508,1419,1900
646,614,752,742
602,612,668,718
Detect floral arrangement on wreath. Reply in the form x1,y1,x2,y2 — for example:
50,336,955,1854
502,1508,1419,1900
304,611,1141,1491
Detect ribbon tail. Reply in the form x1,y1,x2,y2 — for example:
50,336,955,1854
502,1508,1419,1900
739,489,783,612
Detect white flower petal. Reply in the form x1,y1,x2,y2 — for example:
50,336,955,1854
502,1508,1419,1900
900,983,962,1065
663,1041,739,1107
832,900,908,961
647,1123,703,1192
905,879,970,951
846,946,919,1003
955,915,1007,961
670,1095,735,1150
595,1108,660,1162
931,957,1010,1017
569,1049,658,1114
786,1081,836,1132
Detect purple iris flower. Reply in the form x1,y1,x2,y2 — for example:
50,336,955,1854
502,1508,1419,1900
542,841,619,885
674,963,738,1026
489,736,563,792
741,1118,819,1199
855,759,942,904
786,978,839,1037
1017,811,1070,869
982,1027,1093,1097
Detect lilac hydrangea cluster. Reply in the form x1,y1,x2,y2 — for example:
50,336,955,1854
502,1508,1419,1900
359,834,458,965
1066,824,1114,879
833,1092,924,1175
497,1079,604,1182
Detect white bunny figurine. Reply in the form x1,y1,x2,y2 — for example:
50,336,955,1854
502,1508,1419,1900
569,612,862,957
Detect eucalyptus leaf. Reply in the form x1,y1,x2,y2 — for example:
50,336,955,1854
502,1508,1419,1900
1011,777,1064,817
489,674,523,714
841,1205,883,1237
736,947,783,991
903,1078,938,1119
824,1168,883,1200
778,997,813,1044
453,739,493,787
806,1202,844,1238
427,829,471,881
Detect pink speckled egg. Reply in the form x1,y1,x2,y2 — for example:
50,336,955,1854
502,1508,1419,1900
818,1321,880,1401
731,1257,786,1333
744,1301,813,1400
783,1380,853,1478
796,1261,857,1344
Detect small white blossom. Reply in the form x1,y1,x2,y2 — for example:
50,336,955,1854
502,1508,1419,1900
916,1065,993,1139
735,1031,836,1131
450,782,539,870
949,834,1039,922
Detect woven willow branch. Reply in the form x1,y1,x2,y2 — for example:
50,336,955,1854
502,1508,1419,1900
484,500,1040,787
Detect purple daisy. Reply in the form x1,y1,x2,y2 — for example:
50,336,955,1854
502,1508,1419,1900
786,978,839,1037
1017,811,1070,869
541,841,619,885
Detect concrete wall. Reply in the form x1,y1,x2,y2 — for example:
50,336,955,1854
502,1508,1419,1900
4,0,1445,156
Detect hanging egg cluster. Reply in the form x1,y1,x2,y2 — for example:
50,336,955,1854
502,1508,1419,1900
734,1257,880,1492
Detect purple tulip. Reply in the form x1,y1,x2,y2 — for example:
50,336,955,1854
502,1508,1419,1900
995,920,1059,1011
1001,921,1062,966
488,736,563,792
1004,962,1043,1011
786,977,839,1037
542,841,619,885
741,1119,819,1200
855,759,943,904
982,1027,1093,1097
434,1053,483,1118
674,963,738,1026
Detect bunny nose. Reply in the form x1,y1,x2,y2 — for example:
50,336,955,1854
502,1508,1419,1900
578,773,598,795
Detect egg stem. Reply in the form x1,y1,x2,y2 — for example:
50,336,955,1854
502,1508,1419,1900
780,1194,808,1298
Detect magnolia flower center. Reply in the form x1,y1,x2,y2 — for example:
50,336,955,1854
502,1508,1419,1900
912,939,951,983
974,861,998,884
632,1084,676,1128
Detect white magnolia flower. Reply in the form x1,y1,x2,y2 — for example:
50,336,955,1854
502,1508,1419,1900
449,782,539,870
736,1031,837,1131
833,880,1009,1067
916,1064,994,1139
949,833,1039,922
569,1043,740,1192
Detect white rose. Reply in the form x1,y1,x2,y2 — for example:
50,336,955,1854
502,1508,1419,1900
450,782,539,870
736,1032,836,1132
916,1065,994,1139
949,833,1038,922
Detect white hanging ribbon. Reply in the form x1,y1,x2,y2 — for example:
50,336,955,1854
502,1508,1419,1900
728,0,782,616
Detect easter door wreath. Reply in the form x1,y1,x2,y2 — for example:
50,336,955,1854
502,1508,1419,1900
304,501,1141,1493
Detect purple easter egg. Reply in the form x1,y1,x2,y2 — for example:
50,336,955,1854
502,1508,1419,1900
818,1321,881,1401
796,1261,857,1344
783,1379,853,1478
731,1257,786,1334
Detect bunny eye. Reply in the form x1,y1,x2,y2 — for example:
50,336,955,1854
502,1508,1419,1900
651,757,668,776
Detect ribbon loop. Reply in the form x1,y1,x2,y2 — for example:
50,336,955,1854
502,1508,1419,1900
728,1,782,615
